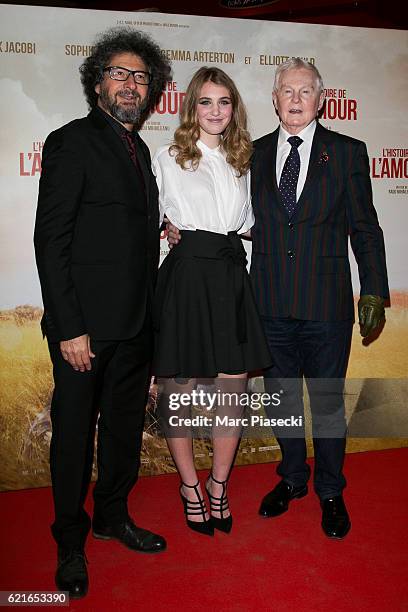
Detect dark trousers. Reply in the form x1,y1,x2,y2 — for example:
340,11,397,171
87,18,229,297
262,317,353,500
48,327,152,549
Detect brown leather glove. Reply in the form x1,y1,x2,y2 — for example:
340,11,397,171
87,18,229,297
358,295,385,337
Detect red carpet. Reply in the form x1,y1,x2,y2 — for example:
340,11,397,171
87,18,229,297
1,448,407,611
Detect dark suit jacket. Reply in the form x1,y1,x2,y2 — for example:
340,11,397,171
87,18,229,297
250,123,389,322
34,108,160,342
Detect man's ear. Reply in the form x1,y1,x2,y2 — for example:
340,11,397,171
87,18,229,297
272,92,277,109
318,91,325,111
95,83,100,96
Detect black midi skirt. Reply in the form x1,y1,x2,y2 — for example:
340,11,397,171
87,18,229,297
152,230,272,378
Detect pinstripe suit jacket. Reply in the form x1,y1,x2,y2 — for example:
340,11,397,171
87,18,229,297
250,123,389,322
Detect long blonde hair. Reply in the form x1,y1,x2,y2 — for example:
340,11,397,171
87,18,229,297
170,67,252,176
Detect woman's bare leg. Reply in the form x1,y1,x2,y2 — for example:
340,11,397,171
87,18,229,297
158,377,208,522
209,373,247,518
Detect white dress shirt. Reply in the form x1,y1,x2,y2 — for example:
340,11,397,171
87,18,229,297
152,140,254,235
276,120,317,202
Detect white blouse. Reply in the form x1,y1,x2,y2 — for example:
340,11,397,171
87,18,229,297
151,140,254,235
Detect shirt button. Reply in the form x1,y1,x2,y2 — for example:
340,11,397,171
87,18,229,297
287,250,294,258
288,222,294,229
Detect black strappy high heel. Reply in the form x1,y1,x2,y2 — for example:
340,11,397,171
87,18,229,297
179,481,214,536
205,474,233,534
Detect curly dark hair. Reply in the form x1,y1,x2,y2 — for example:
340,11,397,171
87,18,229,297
80,27,171,119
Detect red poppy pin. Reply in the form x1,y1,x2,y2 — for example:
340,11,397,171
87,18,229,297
319,151,329,164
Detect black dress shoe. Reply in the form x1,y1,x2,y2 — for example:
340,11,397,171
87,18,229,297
321,495,351,539
92,517,166,552
55,548,88,599
259,480,308,517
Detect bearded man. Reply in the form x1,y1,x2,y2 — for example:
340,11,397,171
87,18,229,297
34,27,171,598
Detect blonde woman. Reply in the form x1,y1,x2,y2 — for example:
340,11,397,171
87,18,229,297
152,67,271,536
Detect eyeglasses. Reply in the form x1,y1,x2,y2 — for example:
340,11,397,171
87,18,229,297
103,66,151,85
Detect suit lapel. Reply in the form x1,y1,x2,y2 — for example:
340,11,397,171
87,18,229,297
259,129,290,218
135,133,151,207
267,130,279,192
295,123,332,215
88,109,148,202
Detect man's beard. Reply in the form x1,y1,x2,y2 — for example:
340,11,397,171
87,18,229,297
99,86,148,125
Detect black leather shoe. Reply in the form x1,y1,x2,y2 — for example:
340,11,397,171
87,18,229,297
55,548,88,599
259,480,308,517
92,517,166,553
321,495,351,539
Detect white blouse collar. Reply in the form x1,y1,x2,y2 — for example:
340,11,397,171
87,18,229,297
197,139,223,157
